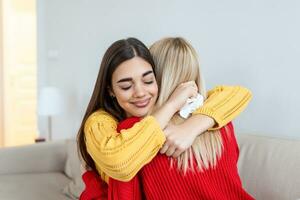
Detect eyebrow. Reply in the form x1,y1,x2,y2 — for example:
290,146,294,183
117,70,154,83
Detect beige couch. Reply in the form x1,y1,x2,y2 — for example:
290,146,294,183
0,134,299,200
0,140,83,200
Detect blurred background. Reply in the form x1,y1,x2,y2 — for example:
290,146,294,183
0,0,299,147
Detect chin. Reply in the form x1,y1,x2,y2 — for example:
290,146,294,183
132,108,150,117
133,112,148,118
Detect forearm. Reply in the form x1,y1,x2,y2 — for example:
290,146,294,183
152,80,198,129
85,111,166,181
151,102,177,130
180,114,215,137
87,131,163,182
193,85,252,130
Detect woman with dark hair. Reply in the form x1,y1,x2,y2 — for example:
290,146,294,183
78,37,252,199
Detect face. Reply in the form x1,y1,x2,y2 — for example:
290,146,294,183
110,57,158,118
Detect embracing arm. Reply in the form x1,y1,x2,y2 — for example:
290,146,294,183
192,85,252,130
84,82,196,181
84,110,166,182
161,85,252,157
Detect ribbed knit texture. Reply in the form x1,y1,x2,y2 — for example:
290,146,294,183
108,117,144,200
80,171,108,200
109,118,255,200
85,112,166,182
194,85,252,131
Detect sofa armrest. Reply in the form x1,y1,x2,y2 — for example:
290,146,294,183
0,140,67,175
237,134,300,200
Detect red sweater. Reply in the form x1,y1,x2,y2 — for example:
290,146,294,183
140,122,254,199
81,117,254,200
80,170,108,200
80,117,141,200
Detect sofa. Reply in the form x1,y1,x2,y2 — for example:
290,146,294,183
0,139,83,200
0,134,299,200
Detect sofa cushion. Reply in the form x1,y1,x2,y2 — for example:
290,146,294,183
63,139,84,199
0,172,72,200
237,134,300,200
0,141,67,175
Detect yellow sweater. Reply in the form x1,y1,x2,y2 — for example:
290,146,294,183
84,85,252,182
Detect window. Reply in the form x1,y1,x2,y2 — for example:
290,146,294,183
0,0,37,147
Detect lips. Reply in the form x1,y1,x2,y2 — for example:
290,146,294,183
132,98,151,108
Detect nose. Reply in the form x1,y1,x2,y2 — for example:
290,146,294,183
133,83,146,98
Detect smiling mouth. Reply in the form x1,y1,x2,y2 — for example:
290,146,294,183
132,98,151,108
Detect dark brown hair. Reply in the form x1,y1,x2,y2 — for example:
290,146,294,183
77,38,156,173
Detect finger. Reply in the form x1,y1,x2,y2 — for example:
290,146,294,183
188,81,197,88
187,83,197,91
193,88,198,97
172,149,183,158
181,81,194,87
192,82,198,89
165,146,176,157
187,80,196,86
163,127,171,137
185,81,195,85
187,88,197,99
160,143,169,154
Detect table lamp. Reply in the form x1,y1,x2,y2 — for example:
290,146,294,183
38,87,64,141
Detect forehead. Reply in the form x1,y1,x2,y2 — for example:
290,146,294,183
112,57,153,80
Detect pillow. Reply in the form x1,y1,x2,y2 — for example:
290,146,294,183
63,139,84,199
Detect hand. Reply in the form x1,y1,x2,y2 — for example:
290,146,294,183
166,81,198,112
160,123,197,158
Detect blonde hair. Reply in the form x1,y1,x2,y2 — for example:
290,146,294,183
150,37,224,173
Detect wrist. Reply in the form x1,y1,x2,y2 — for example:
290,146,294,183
164,101,177,115
183,114,215,137
185,124,201,138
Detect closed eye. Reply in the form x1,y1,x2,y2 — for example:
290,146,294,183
144,81,154,84
121,86,131,90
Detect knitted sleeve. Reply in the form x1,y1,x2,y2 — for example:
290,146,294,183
84,85,251,182
192,85,252,130
84,110,165,182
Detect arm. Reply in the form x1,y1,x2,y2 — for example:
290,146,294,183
152,81,198,128
181,85,252,133
160,114,215,157
85,110,165,182
85,81,197,181
161,85,252,157
193,85,252,130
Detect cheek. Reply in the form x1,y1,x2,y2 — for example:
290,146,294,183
115,91,129,101
114,89,132,106
112,84,126,100
150,83,158,98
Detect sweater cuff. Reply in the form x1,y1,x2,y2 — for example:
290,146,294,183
146,116,166,146
192,107,223,131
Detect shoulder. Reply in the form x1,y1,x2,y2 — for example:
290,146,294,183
84,109,118,132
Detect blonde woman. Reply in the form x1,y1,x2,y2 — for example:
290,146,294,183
78,38,253,199
152,38,232,171
142,38,254,199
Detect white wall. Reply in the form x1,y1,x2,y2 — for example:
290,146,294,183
37,0,300,140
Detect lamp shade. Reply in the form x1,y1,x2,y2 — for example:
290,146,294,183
38,87,64,116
